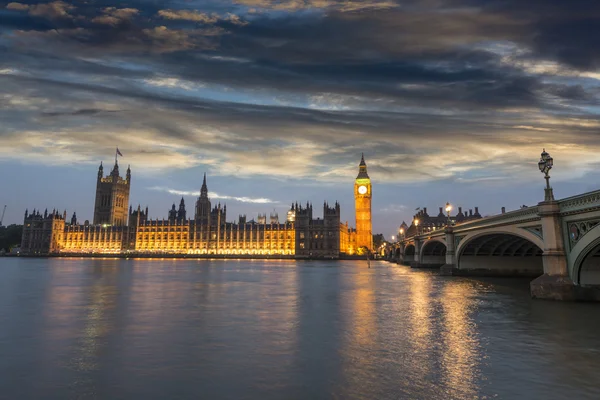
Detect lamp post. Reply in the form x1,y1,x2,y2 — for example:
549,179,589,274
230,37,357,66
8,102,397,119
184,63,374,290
538,148,554,202
414,218,420,236
445,202,452,226
399,227,404,240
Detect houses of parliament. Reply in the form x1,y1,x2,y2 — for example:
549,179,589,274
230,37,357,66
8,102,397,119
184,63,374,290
20,155,374,258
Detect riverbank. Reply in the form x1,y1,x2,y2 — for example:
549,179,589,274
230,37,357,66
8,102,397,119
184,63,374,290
7,253,377,261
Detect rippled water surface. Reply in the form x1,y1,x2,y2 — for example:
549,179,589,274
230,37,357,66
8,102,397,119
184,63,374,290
1,258,600,399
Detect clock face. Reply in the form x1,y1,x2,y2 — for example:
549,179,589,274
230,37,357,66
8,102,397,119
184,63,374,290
358,185,367,195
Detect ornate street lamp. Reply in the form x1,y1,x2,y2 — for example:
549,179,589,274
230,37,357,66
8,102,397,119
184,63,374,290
538,148,554,201
414,218,420,236
399,227,404,240
445,202,452,226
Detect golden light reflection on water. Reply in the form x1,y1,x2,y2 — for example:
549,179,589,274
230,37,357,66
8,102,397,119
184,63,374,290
337,266,377,399
72,265,118,374
350,270,376,349
440,281,480,399
409,274,433,342
407,273,434,379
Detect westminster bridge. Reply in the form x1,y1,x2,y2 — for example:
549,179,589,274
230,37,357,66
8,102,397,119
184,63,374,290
386,189,600,301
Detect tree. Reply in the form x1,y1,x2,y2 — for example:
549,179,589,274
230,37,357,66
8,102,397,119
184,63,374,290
0,224,23,252
358,246,372,256
373,233,385,249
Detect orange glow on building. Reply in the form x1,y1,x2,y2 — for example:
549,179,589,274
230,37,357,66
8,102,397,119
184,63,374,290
21,156,368,258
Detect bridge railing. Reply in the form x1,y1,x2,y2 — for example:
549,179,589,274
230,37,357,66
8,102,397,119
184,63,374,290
396,189,600,244
558,189,600,215
447,205,540,231
399,206,541,242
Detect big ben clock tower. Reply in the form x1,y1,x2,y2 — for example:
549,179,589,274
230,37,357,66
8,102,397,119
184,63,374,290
354,154,373,252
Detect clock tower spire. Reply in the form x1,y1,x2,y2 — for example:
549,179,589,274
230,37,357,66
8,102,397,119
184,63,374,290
354,153,372,253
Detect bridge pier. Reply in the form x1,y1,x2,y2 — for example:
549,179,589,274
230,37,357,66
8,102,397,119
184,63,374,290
530,201,600,301
410,238,422,268
397,243,405,264
440,226,456,275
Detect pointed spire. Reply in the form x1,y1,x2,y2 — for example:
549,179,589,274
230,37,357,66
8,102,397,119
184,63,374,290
357,153,369,179
200,172,208,198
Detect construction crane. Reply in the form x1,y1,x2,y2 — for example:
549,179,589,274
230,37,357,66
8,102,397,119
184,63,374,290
0,205,6,227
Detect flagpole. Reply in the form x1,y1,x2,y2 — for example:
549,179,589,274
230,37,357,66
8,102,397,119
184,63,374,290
115,147,118,164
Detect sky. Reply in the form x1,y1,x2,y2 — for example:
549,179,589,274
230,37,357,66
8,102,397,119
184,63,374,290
1,0,600,238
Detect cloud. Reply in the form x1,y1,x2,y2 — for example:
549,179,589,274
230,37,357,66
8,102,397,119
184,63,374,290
157,9,248,26
6,2,30,11
91,7,139,25
6,1,76,19
157,9,219,23
234,0,398,12
1,0,600,190
379,204,408,213
148,186,278,204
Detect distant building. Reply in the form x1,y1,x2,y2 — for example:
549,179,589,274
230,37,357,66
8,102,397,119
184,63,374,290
402,206,482,237
20,156,375,257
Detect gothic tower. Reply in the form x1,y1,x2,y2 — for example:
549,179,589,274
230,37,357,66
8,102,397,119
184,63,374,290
354,154,372,252
177,197,187,223
195,173,211,225
93,161,131,226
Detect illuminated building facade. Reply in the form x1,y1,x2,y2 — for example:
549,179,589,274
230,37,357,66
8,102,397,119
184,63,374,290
354,154,373,252
20,156,372,257
93,160,131,226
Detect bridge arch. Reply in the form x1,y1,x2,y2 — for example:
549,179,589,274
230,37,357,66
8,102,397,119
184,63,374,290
571,223,600,285
456,230,543,276
405,244,415,257
420,239,447,267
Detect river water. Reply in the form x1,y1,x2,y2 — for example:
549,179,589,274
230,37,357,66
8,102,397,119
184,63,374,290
1,258,599,400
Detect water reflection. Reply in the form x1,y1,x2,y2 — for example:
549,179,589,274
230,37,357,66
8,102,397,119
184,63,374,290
1,259,600,400
338,266,378,399
440,281,480,399
350,270,377,348
68,262,119,397
407,273,436,390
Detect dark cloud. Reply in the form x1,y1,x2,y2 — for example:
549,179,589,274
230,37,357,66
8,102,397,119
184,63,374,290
1,0,600,184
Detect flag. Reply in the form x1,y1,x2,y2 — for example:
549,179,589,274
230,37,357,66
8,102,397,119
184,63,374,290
116,148,123,157
415,207,421,211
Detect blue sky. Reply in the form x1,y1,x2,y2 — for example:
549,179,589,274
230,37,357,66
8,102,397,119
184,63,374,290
1,0,600,238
